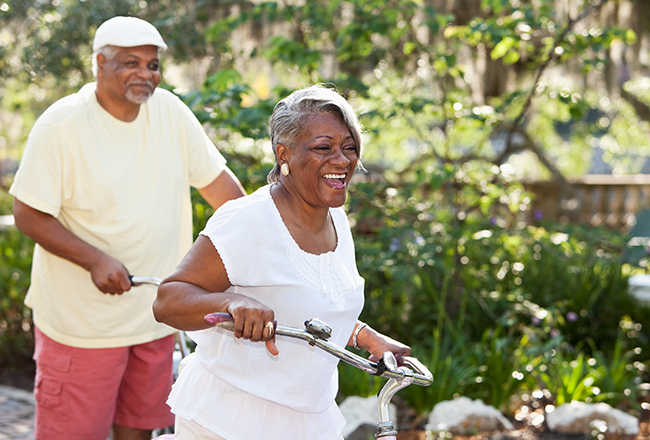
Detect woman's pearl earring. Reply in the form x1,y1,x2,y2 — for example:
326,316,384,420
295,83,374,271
281,163,290,176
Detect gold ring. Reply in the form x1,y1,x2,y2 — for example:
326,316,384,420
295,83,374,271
265,321,274,337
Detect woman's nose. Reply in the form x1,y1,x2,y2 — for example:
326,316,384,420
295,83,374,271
330,147,351,166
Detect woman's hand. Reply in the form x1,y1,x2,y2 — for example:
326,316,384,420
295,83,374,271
155,236,278,355
350,322,411,362
227,296,279,356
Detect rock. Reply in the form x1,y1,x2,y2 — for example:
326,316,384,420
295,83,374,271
425,397,514,435
339,395,397,439
546,401,639,436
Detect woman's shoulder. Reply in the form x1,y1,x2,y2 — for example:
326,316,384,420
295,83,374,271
203,185,272,233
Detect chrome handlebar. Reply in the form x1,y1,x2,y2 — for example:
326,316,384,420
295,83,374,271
205,314,433,387
130,276,162,286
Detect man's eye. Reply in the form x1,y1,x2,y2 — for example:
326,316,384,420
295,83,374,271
149,64,159,70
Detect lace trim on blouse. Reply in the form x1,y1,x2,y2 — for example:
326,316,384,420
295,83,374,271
267,186,360,310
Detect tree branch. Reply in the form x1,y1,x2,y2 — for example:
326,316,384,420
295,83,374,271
499,124,574,194
620,87,650,124
504,0,610,157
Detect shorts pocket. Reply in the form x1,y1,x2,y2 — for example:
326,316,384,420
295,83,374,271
34,375,67,420
39,348,71,373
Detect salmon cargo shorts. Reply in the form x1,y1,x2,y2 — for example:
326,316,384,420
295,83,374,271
33,326,175,440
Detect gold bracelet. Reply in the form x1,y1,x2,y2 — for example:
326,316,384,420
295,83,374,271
352,322,368,350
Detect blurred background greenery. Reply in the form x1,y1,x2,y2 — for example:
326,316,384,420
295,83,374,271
2,0,650,427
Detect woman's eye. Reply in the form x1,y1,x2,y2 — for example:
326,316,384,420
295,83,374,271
149,64,160,70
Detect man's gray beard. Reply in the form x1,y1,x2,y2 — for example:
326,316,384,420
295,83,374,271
125,88,153,104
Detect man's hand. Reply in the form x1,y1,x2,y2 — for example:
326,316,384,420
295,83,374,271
13,198,131,295
88,253,132,295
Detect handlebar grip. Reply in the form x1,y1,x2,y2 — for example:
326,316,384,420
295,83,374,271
205,312,236,331
400,356,434,385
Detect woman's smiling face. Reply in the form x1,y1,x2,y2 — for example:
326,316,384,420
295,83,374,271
280,111,358,209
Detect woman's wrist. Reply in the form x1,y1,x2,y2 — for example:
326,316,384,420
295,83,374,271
352,322,368,349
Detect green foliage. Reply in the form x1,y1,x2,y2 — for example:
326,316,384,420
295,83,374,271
590,332,646,408
527,331,646,409
179,70,277,141
0,227,34,367
338,361,383,399
465,329,526,412
348,169,647,413
0,189,13,215
537,350,595,405
0,0,219,87
403,330,478,414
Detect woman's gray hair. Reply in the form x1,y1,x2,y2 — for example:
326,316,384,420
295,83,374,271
91,45,120,77
267,84,363,184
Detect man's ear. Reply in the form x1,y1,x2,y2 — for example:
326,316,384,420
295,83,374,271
96,53,106,78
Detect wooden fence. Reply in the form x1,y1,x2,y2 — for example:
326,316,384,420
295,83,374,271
523,174,650,234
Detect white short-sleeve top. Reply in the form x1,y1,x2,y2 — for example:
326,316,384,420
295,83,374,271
168,185,365,439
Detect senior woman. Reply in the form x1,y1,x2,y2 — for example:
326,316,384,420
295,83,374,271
153,85,411,440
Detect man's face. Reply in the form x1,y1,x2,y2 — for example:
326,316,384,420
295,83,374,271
97,45,161,105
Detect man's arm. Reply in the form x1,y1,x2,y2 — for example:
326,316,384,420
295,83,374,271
197,167,246,210
12,198,132,295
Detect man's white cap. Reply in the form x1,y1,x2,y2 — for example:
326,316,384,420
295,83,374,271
93,16,167,51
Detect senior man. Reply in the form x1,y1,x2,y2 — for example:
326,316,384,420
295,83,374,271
10,16,245,440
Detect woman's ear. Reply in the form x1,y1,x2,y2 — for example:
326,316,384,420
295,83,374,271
276,143,290,164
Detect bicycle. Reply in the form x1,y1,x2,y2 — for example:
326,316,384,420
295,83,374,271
138,275,434,440
209,312,433,439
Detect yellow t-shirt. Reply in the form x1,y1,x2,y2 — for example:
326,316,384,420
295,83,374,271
9,83,227,348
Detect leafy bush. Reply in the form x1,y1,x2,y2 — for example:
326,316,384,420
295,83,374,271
403,329,478,415
348,173,649,414
0,226,34,368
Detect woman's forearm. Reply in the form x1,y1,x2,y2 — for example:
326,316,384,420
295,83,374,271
349,321,412,360
153,280,241,331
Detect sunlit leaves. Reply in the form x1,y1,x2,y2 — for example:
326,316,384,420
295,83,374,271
490,36,517,63
180,71,276,141
263,35,321,72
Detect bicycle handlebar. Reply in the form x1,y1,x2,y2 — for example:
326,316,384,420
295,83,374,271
204,313,433,387
129,277,432,386
130,276,162,286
